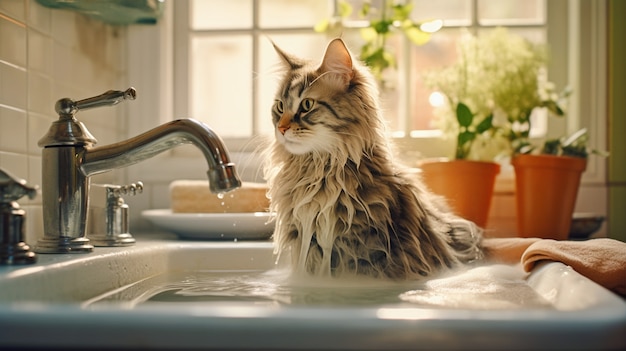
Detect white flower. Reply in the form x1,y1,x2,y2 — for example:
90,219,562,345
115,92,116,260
422,27,570,160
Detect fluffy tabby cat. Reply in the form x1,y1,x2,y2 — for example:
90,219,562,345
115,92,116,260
263,38,484,280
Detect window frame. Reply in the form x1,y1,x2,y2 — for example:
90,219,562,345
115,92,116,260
171,1,569,155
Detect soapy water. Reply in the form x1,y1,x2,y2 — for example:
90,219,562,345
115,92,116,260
89,264,553,310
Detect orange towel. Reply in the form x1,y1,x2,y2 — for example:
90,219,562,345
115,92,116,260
483,237,626,297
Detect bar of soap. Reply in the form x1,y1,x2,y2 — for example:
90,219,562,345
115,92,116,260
170,180,270,213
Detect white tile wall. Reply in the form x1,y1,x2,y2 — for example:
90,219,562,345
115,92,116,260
0,0,127,245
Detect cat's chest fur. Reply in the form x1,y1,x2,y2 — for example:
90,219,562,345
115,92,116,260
276,156,354,232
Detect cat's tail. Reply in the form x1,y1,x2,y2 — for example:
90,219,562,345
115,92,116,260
447,217,485,264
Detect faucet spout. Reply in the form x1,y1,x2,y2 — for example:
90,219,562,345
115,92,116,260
82,119,241,193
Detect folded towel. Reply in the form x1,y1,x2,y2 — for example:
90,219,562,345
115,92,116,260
483,237,626,297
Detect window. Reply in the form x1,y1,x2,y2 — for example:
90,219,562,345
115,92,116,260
174,0,334,150
174,0,568,156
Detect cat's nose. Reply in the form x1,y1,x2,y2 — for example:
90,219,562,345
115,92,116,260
278,125,290,135
277,114,292,135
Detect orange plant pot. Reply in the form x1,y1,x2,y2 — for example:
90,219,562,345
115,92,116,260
512,154,587,240
420,160,500,228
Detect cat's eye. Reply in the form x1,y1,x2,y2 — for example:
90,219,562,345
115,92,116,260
275,100,284,113
300,98,315,112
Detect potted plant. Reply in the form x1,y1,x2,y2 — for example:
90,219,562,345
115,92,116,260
416,102,501,228
511,127,607,240
419,28,543,228
423,27,607,239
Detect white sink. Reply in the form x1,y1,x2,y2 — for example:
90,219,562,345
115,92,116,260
1,233,625,350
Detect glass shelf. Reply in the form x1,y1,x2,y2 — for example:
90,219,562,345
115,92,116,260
36,0,165,25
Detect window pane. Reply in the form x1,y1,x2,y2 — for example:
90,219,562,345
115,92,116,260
478,27,545,44
478,0,545,26
373,35,402,133
413,0,471,27
259,0,331,28
257,33,330,136
190,35,253,138
339,0,381,22
191,0,253,30
410,29,463,131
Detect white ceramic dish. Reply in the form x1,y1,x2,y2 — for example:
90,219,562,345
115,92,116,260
142,209,274,240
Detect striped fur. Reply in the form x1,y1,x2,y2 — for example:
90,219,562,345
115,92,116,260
263,38,484,280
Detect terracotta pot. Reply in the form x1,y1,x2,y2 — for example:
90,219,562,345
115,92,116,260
512,154,587,240
420,160,500,228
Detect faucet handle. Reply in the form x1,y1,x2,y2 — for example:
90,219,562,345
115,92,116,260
107,181,144,200
0,168,38,203
55,87,137,116
87,181,143,247
0,168,37,265
39,87,138,148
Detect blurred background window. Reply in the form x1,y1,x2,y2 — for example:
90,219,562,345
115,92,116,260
175,0,557,148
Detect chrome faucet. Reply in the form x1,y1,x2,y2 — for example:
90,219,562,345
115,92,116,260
34,88,242,253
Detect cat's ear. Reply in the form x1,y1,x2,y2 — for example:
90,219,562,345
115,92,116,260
272,40,305,70
319,38,354,87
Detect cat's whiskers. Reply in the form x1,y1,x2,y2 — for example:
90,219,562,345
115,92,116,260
308,70,339,88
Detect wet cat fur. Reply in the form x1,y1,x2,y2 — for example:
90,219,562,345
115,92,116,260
263,38,484,280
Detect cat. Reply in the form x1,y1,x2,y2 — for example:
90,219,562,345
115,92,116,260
262,38,484,280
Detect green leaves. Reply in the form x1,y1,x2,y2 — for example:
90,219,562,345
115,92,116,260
476,114,493,134
541,128,608,158
338,0,353,17
371,19,392,35
456,102,473,127
391,2,413,19
403,25,431,45
360,46,395,77
521,128,608,159
454,102,495,159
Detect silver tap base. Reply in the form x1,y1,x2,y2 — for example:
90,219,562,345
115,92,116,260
0,242,37,265
34,237,93,254
89,233,136,247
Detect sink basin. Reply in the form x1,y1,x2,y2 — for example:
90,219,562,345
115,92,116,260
1,233,625,350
